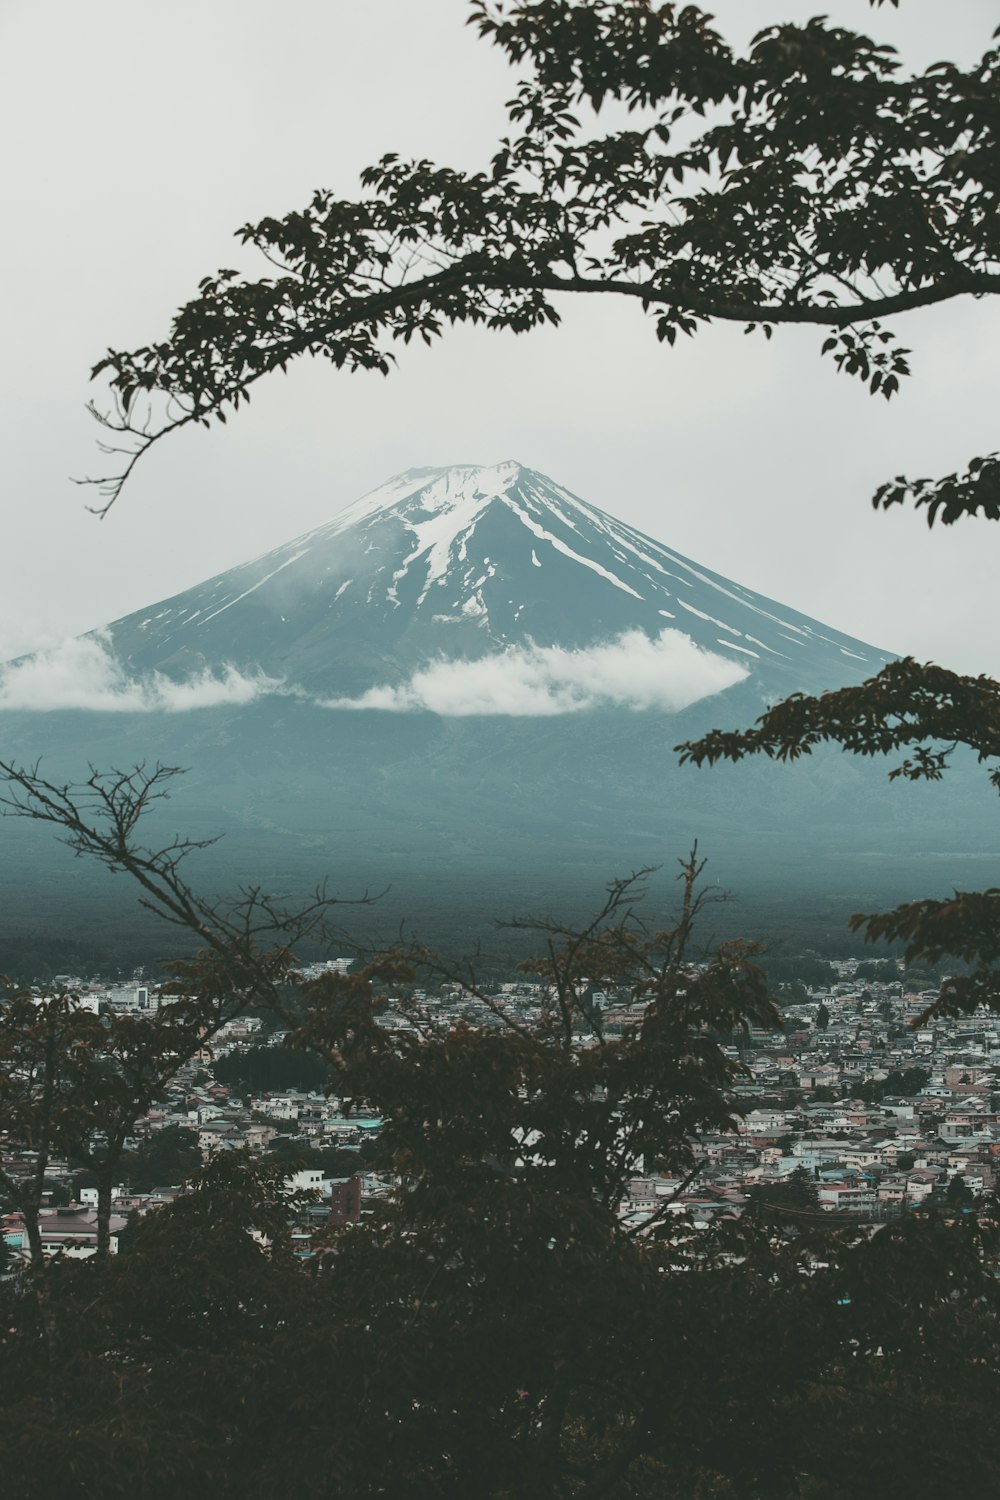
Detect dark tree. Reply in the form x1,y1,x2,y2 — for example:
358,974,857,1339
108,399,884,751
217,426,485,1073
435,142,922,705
748,1164,819,1221
211,1045,337,1097
857,959,901,984
0,760,355,1259
263,1137,373,1177
122,1126,202,1193
82,3,998,519
3,763,1000,1495
856,1066,929,1103
678,661,1000,1018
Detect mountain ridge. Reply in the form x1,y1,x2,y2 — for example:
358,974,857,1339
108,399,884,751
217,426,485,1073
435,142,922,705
1,459,984,962
95,461,892,706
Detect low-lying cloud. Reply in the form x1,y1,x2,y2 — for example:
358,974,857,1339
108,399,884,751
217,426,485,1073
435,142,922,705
0,633,283,712
321,628,748,716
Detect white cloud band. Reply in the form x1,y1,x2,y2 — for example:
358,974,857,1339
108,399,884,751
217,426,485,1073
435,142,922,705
321,628,747,716
0,627,748,717
0,633,283,712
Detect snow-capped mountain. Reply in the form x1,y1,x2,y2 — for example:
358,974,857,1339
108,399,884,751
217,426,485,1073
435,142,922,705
103,461,889,705
5,460,988,961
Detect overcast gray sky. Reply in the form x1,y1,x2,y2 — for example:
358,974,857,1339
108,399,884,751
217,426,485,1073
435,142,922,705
2,0,998,674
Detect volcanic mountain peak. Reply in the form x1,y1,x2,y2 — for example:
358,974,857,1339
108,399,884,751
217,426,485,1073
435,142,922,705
286,458,620,610
0,459,982,956
188,460,560,628
323,459,526,538
100,460,887,700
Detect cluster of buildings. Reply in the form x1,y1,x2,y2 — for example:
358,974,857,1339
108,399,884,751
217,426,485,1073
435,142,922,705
616,959,1000,1228
4,957,999,1260
1,1005,386,1263
388,965,1000,1229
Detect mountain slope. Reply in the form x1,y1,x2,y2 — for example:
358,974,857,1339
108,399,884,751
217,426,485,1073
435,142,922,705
103,461,890,702
2,460,989,960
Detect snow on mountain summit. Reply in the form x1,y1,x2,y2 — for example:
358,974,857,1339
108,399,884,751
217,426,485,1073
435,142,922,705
0,463,980,951
92,461,890,705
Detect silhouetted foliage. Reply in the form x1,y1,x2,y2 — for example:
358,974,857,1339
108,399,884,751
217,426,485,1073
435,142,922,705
855,1066,929,1103
263,1137,375,1177
761,953,838,990
3,763,1000,1493
748,1164,819,1221
856,958,901,983
120,1125,202,1193
946,1172,975,1206
0,932,113,984
81,2,998,518
679,657,1000,1017
211,1044,337,1096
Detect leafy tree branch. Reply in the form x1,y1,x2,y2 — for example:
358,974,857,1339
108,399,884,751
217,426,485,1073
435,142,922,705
81,2,1000,515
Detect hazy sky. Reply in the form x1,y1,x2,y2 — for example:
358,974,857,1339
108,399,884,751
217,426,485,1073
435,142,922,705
3,0,998,673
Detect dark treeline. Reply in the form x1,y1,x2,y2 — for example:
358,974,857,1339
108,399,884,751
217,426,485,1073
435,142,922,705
212,1046,339,1096
0,932,119,984
855,1068,932,1104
